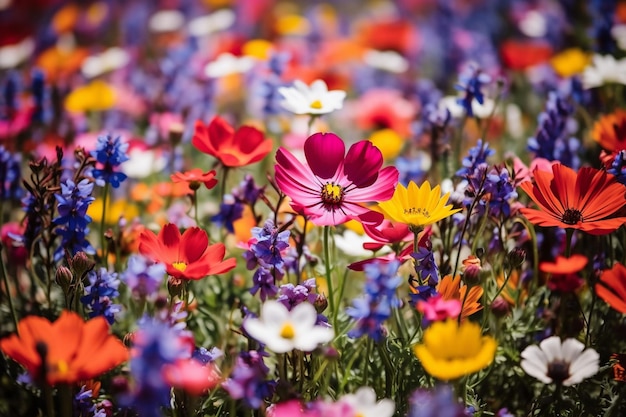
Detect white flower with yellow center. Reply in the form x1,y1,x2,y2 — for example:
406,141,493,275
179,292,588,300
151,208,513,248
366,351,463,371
278,79,346,115
342,387,395,417
243,300,334,353
581,54,626,89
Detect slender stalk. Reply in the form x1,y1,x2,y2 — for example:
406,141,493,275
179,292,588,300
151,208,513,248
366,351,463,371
193,190,200,226
100,183,110,262
323,226,337,329
0,243,19,334
43,382,56,417
220,166,230,200
564,228,573,258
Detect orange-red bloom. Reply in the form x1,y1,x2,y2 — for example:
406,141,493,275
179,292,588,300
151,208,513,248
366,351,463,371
139,223,236,280
192,116,272,168
592,109,626,152
519,164,626,235
171,169,218,191
596,262,626,314
540,254,587,292
0,311,128,385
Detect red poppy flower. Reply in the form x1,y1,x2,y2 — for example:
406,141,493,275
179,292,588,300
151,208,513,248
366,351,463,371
519,164,626,235
171,169,218,191
500,40,553,70
540,255,587,292
596,262,626,314
192,116,272,168
139,223,236,280
0,311,128,385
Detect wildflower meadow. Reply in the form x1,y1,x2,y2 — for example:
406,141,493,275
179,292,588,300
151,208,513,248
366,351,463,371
2,1,626,416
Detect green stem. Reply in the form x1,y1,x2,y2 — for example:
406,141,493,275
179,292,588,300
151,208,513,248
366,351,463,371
193,190,200,226
43,383,55,417
100,183,110,262
0,243,19,334
377,342,394,398
323,226,337,329
220,166,230,200
565,228,573,258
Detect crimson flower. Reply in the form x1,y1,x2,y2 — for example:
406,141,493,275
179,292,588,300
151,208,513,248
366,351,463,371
519,164,626,235
275,132,399,226
596,262,626,314
192,116,273,167
539,254,587,292
139,223,236,280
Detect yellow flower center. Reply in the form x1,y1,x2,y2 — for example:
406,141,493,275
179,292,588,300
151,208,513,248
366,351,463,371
172,262,187,272
280,322,296,339
321,183,343,208
310,99,323,109
55,360,69,376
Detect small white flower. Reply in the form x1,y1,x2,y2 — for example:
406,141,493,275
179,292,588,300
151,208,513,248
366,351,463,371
581,54,626,89
363,49,409,73
342,387,395,417
439,95,496,119
520,336,599,386
244,300,334,353
82,47,130,78
278,79,346,115
188,9,236,37
149,9,185,33
205,53,255,78
0,37,34,69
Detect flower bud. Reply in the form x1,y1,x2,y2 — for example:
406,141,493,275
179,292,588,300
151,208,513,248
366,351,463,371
70,251,95,278
314,293,328,313
462,255,482,286
168,276,184,298
490,296,510,317
55,266,73,293
506,247,526,269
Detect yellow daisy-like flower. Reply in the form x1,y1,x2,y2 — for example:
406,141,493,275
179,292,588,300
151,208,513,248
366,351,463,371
378,181,461,231
369,129,404,160
550,48,590,78
414,319,497,381
65,80,116,113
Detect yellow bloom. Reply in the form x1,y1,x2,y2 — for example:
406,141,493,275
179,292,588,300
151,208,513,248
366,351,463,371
243,39,273,60
88,198,139,225
550,48,590,78
65,80,116,113
369,129,404,160
377,181,461,230
414,319,497,381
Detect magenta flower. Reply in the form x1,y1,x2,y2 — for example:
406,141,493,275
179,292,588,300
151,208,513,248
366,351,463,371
275,133,399,226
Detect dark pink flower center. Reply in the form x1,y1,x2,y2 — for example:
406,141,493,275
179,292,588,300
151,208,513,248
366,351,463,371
321,182,344,208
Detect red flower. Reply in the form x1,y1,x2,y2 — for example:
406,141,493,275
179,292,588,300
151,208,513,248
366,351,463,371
192,116,272,168
171,169,218,191
139,223,236,280
500,40,553,70
540,255,587,292
596,262,626,314
163,360,221,395
0,311,128,385
519,164,626,235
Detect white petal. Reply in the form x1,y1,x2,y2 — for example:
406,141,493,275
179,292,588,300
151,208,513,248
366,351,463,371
290,302,317,328
539,336,563,363
243,318,270,344
261,300,290,326
520,345,551,383
560,338,585,364
564,349,600,386
294,327,334,351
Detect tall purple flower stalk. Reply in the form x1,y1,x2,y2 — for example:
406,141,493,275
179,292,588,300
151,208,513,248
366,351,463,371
52,179,95,260
91,134,129,188
346,260,402,342
0,145,22,202
455,64,491,117
527,92,580,169
243,219,291,301
80,268,121,324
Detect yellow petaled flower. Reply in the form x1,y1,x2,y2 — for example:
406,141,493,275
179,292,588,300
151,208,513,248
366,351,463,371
369,129,404,160
242,39,273,60
550,48,590,78
378,181,461,230
65,80,116,113
414,319,497,381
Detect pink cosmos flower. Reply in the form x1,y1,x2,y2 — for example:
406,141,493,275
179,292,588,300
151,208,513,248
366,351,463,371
275,132,399,226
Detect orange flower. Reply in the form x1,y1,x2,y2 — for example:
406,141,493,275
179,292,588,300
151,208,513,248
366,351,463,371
591,109,626,152
0,311,128,385
596,262,626,314
192,116,272,168
139,223,236,280
171,169,218,191
496,270,527,306
519,164,626,235
437,275,483,320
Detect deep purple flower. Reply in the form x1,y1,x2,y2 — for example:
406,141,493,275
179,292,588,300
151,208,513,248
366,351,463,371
247,219,291,273
74,385,95,416
91,134,129,188
277,278,317,310
527,92,580,169
192,346,223,365
250,267,279,301
455,64,491,117
211,194,244,233
412,247,439,285
30,69,47,123
53,179,96,260
121,255,165,299
607,150,626,185
346,260,402,342
0,145,22,200
81,268,121,325
120,317,193,417
232,174,265,206
222,350,275,409
456,139,494,178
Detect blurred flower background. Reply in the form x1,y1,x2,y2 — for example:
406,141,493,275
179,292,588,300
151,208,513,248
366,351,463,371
1,0,626,416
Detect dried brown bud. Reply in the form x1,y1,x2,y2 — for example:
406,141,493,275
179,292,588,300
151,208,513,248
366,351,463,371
314,293,328,313
55,266,73,292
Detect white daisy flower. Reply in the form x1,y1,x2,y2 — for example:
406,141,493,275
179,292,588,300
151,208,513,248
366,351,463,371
520,336,599,386
342,387,395,417
0,37,34,69
243,300,334,353
278,79,346,115
204,53,255,78
82,47,130,78
581,54,626,89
